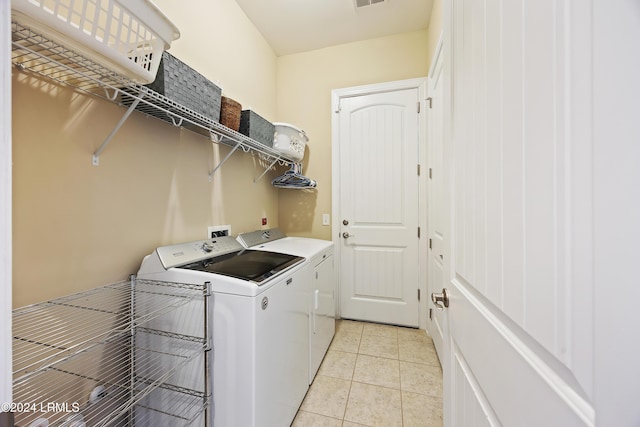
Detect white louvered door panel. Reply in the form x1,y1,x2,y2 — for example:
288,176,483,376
338,87,420,327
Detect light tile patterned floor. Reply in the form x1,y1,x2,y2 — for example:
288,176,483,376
292,320,443,427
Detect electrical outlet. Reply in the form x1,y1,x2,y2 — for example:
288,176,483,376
208,225,231,238
261,217,268,226
322,214,330,226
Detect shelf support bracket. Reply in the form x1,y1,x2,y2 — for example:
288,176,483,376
103,87,118,102
169,114,183,127
253,156,282,183
209,131,222,143
92,93,143,166
208,141,243,180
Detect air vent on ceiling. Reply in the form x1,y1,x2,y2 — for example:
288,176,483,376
355,0,386,8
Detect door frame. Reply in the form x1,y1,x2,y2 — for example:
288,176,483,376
331,77,428,330
425,34,444,354
1,0,13,411
0,2,13,426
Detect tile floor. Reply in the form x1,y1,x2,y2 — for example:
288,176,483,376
292,319,443,427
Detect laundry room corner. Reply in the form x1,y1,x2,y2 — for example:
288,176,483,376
11,0,286,307
275,30,431,241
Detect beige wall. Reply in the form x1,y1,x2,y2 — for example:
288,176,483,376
12,1,442,307
12,0,280,307
152,0,278,118
275,29,431,240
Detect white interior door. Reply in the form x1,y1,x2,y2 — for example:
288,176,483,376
426,39,445,360
441,0,598,425
333,80,424,327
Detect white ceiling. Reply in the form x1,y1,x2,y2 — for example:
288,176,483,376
234,0,434,56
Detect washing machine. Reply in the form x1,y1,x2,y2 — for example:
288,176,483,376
137,236,308,426
237,228,335,383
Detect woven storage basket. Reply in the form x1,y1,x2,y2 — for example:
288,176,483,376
239,110,275,147
220,97,242,131
145,52,222,121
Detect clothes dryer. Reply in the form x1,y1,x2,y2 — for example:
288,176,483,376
237,228,335,383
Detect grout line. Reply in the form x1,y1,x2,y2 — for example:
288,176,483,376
400,379,405,427
295,409,344,424
342,325,362,425
350,379,404,393
297,320,443,426
342,375,354,424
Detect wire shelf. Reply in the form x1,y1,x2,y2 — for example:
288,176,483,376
13,279,205,383
11,21,129,94
11,21,294,171
12,278,210,427
129,384,207,427
13,333,204,426
13,331,205,427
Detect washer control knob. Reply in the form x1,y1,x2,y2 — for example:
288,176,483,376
202,241,214,252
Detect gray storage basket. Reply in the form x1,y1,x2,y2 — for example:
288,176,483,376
142,52,222,122
239,110,275,147
121,52,222,126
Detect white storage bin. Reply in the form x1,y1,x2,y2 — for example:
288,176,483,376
11,0,180,84
273,122,308,161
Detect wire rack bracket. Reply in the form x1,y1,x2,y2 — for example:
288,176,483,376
11,21,295,179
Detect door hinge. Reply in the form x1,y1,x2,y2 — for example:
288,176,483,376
418,227,421,238
429,308,433,320
427,97,433,108
429,168,433,179
417,164,421,176
429,238,432,249
334,100,341,113
418,289,421,301
417,101,421,113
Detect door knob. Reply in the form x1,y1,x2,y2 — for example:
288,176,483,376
431,288,449,310
342,232,355,238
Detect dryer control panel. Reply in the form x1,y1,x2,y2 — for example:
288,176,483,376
156,236,243,269
237,228,286,248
